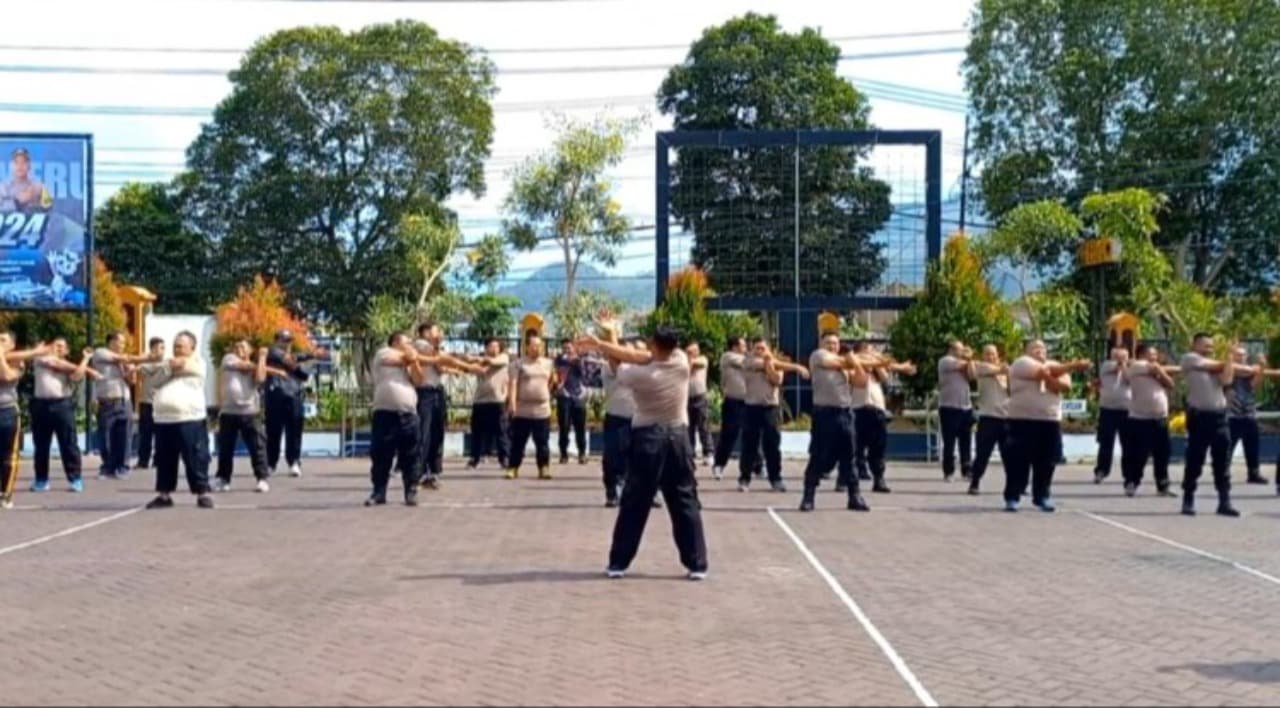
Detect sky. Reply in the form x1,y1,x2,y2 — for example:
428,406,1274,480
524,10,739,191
0,0,974,291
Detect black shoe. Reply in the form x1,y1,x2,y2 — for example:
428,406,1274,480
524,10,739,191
1156,483,1175,497
872,479,891,494
196,494,215,510
465,460,479,470
834,482,847,493
420,477,440,491
1094,470,1107,484
1181,496,1196,516
1247,473,1269,485
1124,482,1137,497
799,498,815,512
605,496,618,508
559,454,569,465
364,493,387,507
858,471,872,481
847,495,870,512
1216,503,1241,518
579,455,588,465
967,483,980,496
961,468,972,480
145,495,174,510
405,487,419,507
770,481,787,493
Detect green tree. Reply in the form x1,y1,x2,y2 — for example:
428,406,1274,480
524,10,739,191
966,0,1280,292
467,233,510,292
183,20,496,331
889,235,1020,401
466,293,520,341
503,113,641,301
94,180,215,313
547,289,626,339
658,13,892,298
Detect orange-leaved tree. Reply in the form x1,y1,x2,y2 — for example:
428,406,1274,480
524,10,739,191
212,276,312,358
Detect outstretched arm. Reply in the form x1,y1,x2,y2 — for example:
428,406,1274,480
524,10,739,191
574,335,652,366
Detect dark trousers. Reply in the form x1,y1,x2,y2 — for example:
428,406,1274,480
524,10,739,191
1182,409,1231,498
136,403,155,467
740,404,781,483
216,413,269,482
1121,417,1170,488
414,387,446,480
711,399,757,471
96,399,131,474
556,397,587,458
31,397,82,483
970,416,1008,483
687,395,712,458
1004,419,1062,503
608,424,708,573
369,410,419,495
938,406,973,477
264,393,303,469
510,416,551,470
1095,407,1129,478
854,407,887,481
0,407,20,498
803,407,859,498
155,420,211,495
603,414,631,498
469,402,509,466
1228,416,1260,477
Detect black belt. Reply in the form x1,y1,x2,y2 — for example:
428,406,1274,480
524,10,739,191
98,397,126,404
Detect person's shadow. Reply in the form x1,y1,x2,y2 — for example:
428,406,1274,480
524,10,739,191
398,570,682,586
1158,661,1280,684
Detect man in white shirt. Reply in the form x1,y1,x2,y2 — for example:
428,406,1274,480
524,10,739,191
851,342,916,494
1120,343,1177,497
367,332,426,506
214,340,279,493
1093,347,1133,484
1003,340,1090,512
146,331,213,510
1179,333,1238,516
685,342,713,465
464,338,511,470
937,341,975,482
739,338,809,493
30,338,98,493
968,344,1010,495
91,332,156,480
577,326,708,581
711,337,758,481
800,332,870,512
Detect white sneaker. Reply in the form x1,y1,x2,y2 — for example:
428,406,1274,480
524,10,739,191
255,479,270,494
212,479,231,493
0,495,13,510
687,571,708,581
605,568,626,579
737,481,749,493
712,466,724,481
288,463,302,478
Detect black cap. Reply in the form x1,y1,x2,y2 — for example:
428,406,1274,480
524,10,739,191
10,148,29,160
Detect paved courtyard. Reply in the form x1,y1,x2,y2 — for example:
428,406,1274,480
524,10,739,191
3,455,1280,706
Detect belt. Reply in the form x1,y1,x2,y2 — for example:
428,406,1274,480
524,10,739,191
98,397,125,404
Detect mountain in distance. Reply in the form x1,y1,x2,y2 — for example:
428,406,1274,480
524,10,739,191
496,262,656,314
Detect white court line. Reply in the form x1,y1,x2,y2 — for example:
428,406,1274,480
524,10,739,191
0,507,143,558
767,507,939,707
1078,510,1280,587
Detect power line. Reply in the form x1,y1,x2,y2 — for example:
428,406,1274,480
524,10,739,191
0,94,654,117
0,30,965,56
0,48,965,79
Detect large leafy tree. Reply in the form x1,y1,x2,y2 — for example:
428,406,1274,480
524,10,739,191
183,20,496,331
94,181,215,313
658,13,892,298
966,0,1280,293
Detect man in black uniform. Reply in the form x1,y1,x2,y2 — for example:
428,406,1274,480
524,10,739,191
554,339,590,464
264,330,321,478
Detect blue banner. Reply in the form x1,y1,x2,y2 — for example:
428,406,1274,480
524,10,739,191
0,135,90,310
